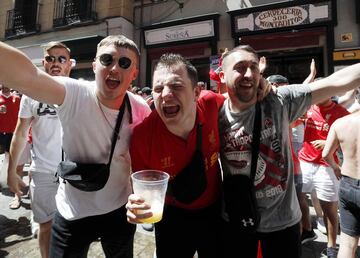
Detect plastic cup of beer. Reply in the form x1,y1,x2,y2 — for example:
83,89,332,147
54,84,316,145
131,170,169,223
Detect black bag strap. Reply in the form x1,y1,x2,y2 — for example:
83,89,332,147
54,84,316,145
250,102,261,182
107,93,131,165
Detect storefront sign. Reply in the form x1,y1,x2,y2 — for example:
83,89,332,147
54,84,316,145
341,33,353,42
144,20,214,46
333,50,360,61
235,2,331,32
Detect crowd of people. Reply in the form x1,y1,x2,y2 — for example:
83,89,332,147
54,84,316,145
0,34,360,258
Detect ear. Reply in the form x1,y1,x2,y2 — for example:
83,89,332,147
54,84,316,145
132,68,139,81
92,61,96,72
194,85,201,101
219,69,227,84
42,59,45,67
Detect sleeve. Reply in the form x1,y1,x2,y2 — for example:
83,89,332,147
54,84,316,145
199,90,225,110
277,84,312,123
55,77,91,123
18,96,33,119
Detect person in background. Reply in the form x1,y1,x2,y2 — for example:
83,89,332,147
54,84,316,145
141,87,155,110
298,91,349,257
322,108,360,258
0,84,20,188
7,41,72,258
197,81,206,90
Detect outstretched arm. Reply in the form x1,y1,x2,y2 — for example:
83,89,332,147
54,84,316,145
0,42,65,105
309,63,360,105
7,117,32,196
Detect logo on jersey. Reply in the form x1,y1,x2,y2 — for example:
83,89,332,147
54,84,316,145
37,103,57,116
242,218,255,227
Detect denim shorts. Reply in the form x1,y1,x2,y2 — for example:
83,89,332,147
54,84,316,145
339,176,360,237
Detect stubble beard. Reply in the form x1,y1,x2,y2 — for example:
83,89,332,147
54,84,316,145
235,85,257,103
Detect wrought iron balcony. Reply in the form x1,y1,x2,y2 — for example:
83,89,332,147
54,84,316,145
53,0,97,28
5,9,41,38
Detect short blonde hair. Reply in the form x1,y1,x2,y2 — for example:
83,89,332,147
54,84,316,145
96,35,140,60
42,41,71,56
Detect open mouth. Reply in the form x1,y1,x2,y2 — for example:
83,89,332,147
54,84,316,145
50,67,61,75
162,105,180,118
106,78,120,89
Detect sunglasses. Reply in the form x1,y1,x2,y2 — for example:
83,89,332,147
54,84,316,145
45,55,68,64
98,54,132,69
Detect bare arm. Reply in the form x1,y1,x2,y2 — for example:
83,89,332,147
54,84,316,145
7,117,32,196
337,89,356,108
303,59,317,84
0,42,65,105
309,63,360,105
322,123,341,179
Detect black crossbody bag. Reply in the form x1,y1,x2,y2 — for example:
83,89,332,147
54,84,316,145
56,94,131,192
223,102,261,233
167,124,207,204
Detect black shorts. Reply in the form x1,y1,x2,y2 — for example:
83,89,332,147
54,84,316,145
0,133,13,153
339,176,360,236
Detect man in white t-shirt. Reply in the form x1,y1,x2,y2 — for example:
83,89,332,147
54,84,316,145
1,35,150,257
7,41,72,258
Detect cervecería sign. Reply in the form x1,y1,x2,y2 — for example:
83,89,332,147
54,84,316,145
235,2,331,32
256,7,306,29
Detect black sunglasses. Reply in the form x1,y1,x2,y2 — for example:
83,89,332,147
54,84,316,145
45,55,68,64
98,54,132,69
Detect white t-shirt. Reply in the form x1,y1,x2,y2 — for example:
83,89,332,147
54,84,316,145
19,96,62,173
55,77,151,220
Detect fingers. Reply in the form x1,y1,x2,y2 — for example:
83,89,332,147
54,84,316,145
126,194,152,224
126,208,153,224
7,176,25,196
126,203,152,224
257,78,272,101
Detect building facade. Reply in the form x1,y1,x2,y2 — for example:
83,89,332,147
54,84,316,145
0,0,134,80
135,0,360,89
0,0,359,88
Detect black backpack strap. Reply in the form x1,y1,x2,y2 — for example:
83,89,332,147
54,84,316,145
250,102,261,182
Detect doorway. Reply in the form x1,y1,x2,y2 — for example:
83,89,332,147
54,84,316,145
259,47,324,84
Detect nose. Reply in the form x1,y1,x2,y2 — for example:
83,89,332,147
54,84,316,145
161,86,173,100
243,67,253,78
109,61,120,73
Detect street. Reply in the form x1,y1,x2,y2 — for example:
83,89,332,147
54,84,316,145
0,155,155,258
0,154,358,258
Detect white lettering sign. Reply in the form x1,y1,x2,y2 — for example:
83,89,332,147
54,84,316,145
145,20,214,45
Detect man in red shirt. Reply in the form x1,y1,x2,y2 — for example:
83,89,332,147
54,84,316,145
0,84,20,186
127,53,225,258
298,97,349,258
0,85,20,153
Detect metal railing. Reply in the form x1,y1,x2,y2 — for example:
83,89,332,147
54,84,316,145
5,9,40,38
53,0,97,27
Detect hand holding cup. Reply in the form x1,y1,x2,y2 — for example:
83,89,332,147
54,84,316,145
127,170,169,224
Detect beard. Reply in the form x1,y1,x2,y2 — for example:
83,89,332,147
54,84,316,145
234,83,258,103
